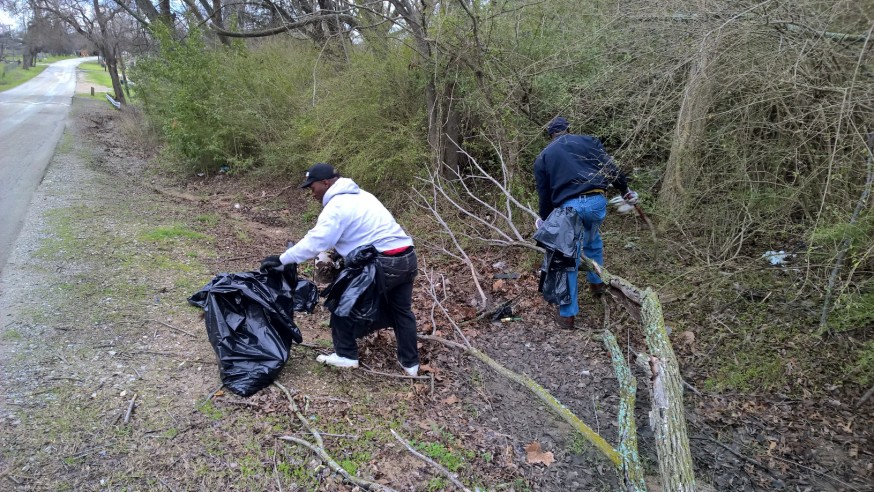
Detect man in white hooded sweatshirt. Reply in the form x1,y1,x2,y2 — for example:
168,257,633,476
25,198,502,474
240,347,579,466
260,163,420,376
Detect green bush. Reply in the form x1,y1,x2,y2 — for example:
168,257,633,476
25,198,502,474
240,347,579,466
131,31,425,190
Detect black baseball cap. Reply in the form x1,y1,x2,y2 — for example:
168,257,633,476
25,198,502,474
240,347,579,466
547,117,570,136
299,163,339,188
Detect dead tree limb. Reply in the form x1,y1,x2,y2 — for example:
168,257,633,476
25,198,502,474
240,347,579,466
819,131,874,335
413,174,488,309
603,330,646,492
274,382,397,492
418,334,622,466
147,319,197,338
123,393,138,424
641,289,697,491
390,429,472,492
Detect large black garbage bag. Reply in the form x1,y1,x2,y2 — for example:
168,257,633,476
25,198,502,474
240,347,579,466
534,207,583,306
188,264,316,397
533,207,582,257
322,245,379,323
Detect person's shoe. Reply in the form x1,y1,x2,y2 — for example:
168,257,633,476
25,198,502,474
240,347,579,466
553,313,575,330
589,282,607,297
316,353,359,369
402,364,419,377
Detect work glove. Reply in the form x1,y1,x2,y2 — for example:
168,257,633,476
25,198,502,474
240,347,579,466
623,190,640,205
260,255,282,271
609,196,634,214
535,217,544,229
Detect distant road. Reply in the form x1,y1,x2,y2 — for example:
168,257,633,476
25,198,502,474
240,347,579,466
0,57,96,273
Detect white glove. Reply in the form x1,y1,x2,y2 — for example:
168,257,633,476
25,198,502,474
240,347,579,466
535,217,544,229
623,190,640,205
609,196,634,214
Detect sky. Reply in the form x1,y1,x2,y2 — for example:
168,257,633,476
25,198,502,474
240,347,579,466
0,9,13,27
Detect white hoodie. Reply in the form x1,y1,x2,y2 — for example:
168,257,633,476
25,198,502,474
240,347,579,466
279,178,413,264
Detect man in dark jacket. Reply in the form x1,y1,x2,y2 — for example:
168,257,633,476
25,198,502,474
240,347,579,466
260,163,420,376
534,117,638,328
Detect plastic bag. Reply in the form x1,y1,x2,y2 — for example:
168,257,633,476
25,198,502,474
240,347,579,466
188,264,317,397
533,207,583,257
322,245,379,322
534,207,583,305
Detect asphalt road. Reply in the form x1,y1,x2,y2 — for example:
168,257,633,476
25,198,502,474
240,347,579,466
0,57,95,273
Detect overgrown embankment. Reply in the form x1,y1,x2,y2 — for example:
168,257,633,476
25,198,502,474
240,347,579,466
129,2,873,399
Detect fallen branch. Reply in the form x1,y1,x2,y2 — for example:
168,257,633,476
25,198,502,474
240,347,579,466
768,454,862,492
195,384,224,410
689,436,776,476
418,334,622,466
274,382,397,492
390,429,472,492
147,319,197,338
359,365,430,381
602,328,646,491
818,132,874,335
123,393,138,424
857,384,874,408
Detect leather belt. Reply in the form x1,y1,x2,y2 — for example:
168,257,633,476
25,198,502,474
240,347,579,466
581,189,605,197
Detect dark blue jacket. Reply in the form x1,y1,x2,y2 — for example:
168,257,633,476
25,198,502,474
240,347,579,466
534,134,629,219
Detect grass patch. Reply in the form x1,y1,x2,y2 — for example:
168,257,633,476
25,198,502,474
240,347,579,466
0,328,23,341
195,213,220,227
415,441,464,472
0,63,48,92
139,225,208,242
78,62,114,89
196,400,223,420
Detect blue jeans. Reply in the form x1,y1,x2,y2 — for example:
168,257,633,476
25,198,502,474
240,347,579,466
558,194,607,317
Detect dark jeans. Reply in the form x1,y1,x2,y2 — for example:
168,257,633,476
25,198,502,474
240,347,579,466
329,248,419,368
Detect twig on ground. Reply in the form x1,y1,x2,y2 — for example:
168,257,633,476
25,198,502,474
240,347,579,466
123,393,138,424
195,384,224,410
683,380,702,396
47,377,84,383
359,364,430,381
690,436,776,476
298,342,330,352
273,382,398,491
418,334,622,466
390,429,472,492
768,454,860,491
147,318,196,338
857,383,874,408
157,476,177,492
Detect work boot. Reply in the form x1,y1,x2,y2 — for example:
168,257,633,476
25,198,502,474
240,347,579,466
589,282,607,297
553,311,575,330
316,353,359,369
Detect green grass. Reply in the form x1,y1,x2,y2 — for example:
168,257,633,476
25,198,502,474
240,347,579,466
78,62,115,88
139,225,208,242
0,63,48,92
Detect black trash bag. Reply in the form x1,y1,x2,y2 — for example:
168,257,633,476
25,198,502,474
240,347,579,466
534,207,583,306
322,244,380,322
533,207,582,256
188,264,314,397
538,250,577,305
294,278,319,313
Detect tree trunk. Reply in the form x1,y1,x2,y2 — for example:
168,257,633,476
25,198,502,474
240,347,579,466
103,49,126,105
641,289,697,491
658,34,719,214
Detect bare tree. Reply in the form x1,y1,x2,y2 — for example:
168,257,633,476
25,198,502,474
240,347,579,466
35,0,130,104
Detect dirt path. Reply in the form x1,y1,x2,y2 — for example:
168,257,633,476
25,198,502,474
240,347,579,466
0,98,871,491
